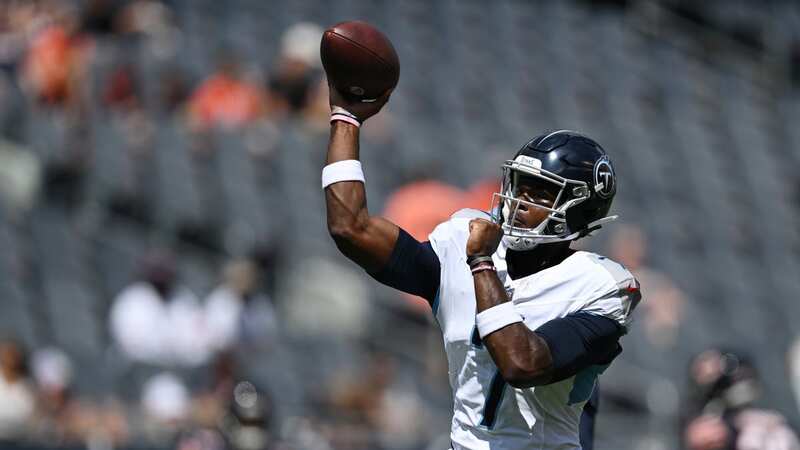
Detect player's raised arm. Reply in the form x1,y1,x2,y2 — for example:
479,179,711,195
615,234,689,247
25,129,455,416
324,87,400,273
321,22,440,303
323,86,441,304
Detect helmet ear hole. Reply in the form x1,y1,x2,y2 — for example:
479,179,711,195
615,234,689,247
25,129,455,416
572,186,588,198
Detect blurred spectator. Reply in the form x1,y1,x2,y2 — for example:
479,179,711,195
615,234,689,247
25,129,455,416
20,4,93,106
116,0,179,60
103,63,140,112
187,54,266,131
383,178,500,242
29,347,128,447
191,353,238,428
30,347,72,408
0,339,35,442
383,180,470,242
684,349,800,450
141,371,190,444
219,381,274,450
30,347,75,443
0,1,39,71
110,249,212,367
267,22,323,117
102,63,156,157
327,352,428,450
0,1,79,73
609,224,686,349
204,258,278,352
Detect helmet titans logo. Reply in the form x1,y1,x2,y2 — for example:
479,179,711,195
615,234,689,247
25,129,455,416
593,158,615,199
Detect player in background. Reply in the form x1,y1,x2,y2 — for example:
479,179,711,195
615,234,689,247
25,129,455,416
322,85,641,450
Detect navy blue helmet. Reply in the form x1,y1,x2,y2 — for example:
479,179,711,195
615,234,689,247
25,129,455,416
492,130,617,250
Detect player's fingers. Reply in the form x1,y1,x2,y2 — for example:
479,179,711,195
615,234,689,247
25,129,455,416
470,218,486,230
469,219,489,233
364,87,394,104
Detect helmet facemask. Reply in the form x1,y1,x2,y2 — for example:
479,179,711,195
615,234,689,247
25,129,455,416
490,156,592,251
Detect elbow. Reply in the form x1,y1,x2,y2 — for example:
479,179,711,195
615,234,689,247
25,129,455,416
500,357,552,389
327,216,367,245
328,220,354,242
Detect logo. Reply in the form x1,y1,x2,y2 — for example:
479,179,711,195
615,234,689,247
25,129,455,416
593,157,615,199
515,155,542,169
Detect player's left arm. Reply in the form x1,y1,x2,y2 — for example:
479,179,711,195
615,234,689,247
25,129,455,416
467,219,624,389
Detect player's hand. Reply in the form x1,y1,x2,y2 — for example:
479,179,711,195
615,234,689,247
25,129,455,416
329,83,392,122
467,219,503,258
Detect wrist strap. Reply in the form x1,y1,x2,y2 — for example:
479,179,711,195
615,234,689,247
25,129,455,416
476,302,523,338
471,263,496,275
467,255,494,268
330,106,361,128
322,160,365,189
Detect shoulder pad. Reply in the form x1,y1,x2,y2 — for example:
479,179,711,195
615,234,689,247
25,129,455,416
584,253,636,289
450,208,491,220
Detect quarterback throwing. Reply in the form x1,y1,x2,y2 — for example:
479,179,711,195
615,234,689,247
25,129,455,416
322,85,641,450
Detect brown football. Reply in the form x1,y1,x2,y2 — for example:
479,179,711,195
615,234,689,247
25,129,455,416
320,21,400,100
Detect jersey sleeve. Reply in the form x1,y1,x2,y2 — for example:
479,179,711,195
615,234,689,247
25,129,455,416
369,228,441,303
534,312,624,383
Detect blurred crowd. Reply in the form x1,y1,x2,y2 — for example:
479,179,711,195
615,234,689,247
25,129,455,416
0,1,798,450
0,250,280,449
0,246,441,450
0,1,438,449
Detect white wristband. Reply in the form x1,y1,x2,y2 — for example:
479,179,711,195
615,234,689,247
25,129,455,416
322,160,365,189
330,106,361,127
476,302,523,338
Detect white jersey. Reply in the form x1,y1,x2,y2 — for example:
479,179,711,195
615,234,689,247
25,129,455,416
428,209,640,450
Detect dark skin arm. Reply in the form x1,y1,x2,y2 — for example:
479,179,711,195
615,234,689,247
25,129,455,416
325,86,399,272
467,218,555,388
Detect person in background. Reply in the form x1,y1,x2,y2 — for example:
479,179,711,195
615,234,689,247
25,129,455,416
30,347,129,447
204,258,278,352
187,53,266,131
141,371,190,445
266,22,323,117
20,1,92,107
30,346,74,444
683,348,800,450
109,249,211,367
0,339,35,442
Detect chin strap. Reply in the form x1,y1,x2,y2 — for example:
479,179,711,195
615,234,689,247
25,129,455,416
503,215,619,247
575,215,618,239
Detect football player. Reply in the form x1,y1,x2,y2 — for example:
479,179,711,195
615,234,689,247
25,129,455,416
323,87,641,450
